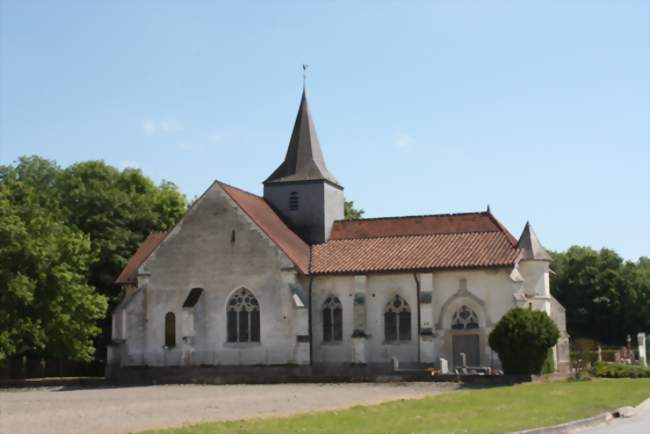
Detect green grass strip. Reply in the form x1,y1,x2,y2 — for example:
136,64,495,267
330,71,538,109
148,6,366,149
143,378,650,434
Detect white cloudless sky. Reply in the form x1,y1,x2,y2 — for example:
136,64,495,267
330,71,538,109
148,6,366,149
1,0,648,260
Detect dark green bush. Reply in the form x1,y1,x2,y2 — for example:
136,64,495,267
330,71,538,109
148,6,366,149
591,361,650,378
488,307,560,375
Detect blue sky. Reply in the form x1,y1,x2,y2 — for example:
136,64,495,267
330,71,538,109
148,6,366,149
1,1,648,260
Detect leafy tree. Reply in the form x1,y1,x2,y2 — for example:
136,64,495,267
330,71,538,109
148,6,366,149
488,307,559,375
344,200,364,220
0,158,107,361
0,156,187,361
551,247,649,345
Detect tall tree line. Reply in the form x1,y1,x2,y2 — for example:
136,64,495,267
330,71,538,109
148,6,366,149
0,156,186,361
551,247,650,345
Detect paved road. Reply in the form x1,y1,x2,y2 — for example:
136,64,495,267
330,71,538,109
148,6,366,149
580,405,650,434
0,382,458,434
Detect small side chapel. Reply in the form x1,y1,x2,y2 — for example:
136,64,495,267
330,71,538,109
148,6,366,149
109,88,570,377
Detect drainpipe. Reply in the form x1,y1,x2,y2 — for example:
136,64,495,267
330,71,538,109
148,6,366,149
413,273,421,365
308,275,314,367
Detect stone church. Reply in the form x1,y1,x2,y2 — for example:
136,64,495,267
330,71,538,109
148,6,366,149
108,89,570,379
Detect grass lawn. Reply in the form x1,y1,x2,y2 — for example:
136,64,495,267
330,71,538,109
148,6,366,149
143,378,650,434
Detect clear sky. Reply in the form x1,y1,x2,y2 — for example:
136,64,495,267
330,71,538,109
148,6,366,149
1,1,648,260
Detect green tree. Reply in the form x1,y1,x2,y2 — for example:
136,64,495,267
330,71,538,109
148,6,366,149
0,158,107,361
344,200,364,220
488,307,560,375
550,246,648,345
0,156,187,361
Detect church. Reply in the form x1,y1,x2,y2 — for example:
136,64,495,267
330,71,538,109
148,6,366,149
108,89,570,380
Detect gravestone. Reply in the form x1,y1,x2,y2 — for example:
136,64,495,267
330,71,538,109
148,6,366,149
638,333,647,367
439,358,449,374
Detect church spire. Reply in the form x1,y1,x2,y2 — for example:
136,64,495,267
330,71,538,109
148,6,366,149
517,221,552,261
264,89,341,188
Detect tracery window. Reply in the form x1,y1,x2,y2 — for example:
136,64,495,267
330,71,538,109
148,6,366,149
164,312,176,347
451,305,479,330
322,296,343,342
384,295,411,342
289,191,299,211
227,288,260,343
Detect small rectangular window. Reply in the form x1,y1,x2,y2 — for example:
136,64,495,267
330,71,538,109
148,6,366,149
227,311,238,342
333,307,343,341
399,311,411,341
238,310,249,342
250,310,260,342
323,308,332,342
385,312,397,341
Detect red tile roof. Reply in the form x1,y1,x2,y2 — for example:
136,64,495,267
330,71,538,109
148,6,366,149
217,182,311,274
311,212,519,274
115,232,167,285
116,185,520,281
330,212,517,244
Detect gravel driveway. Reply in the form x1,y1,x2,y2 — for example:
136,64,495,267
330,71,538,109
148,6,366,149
0,382,458,434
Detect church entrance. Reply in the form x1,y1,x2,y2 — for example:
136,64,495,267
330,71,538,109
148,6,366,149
452,334,480,367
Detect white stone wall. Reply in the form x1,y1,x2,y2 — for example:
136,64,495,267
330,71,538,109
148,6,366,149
110,183,307,367
311,268,524,369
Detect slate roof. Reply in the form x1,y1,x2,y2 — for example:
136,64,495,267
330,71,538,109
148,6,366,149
264,90,341,188
217,182,311,274
311,212,520,274
115,232,167,285
517,222,552,261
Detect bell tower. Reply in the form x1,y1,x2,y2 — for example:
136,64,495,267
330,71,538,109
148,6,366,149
263,89,344,244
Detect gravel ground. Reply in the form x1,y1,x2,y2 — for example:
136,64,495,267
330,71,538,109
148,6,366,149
0,382,459,434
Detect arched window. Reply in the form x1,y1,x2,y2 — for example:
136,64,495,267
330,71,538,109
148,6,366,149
322,296,343,342
384,295,411,342
164,312,176,347
289,191,299,211
451,305,479,330
227,288,260,343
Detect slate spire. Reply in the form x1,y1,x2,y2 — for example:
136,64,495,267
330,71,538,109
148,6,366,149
264,89,341,188
517,221,552,261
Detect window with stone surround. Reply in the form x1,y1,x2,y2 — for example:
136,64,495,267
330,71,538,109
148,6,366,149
451,305,479,330
322,296,343,342
164,312,176,347
384,295,411,342
227,288,260,343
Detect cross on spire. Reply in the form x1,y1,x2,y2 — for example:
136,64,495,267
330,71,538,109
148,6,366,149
302,64,309,89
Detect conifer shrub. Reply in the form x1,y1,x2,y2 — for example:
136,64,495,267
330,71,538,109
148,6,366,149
488,307,560,375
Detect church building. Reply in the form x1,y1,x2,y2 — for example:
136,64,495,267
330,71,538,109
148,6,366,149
108,89,570,379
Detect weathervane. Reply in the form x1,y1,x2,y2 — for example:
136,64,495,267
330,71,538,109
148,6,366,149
302,64,309,89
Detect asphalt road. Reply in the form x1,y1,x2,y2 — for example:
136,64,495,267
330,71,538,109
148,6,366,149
581,406,650,434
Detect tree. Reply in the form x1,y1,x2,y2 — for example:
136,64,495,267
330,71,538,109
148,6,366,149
344,200,364,220
550,246,649,345
488,307,559,375
0,158,107,361
0,156,187,361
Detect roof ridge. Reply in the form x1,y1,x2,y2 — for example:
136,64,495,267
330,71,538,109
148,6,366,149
333,211,487,223
485,210,518,247
215,180,262,198
316,229,508,244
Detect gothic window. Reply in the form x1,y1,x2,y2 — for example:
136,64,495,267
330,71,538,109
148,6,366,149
451,305,479,330
322,296,343,342
164,312,176,347
289,191,299,211
384,295,411,342
227,288,260,343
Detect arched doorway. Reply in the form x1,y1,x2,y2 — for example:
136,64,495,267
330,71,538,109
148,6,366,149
450,305,480,367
